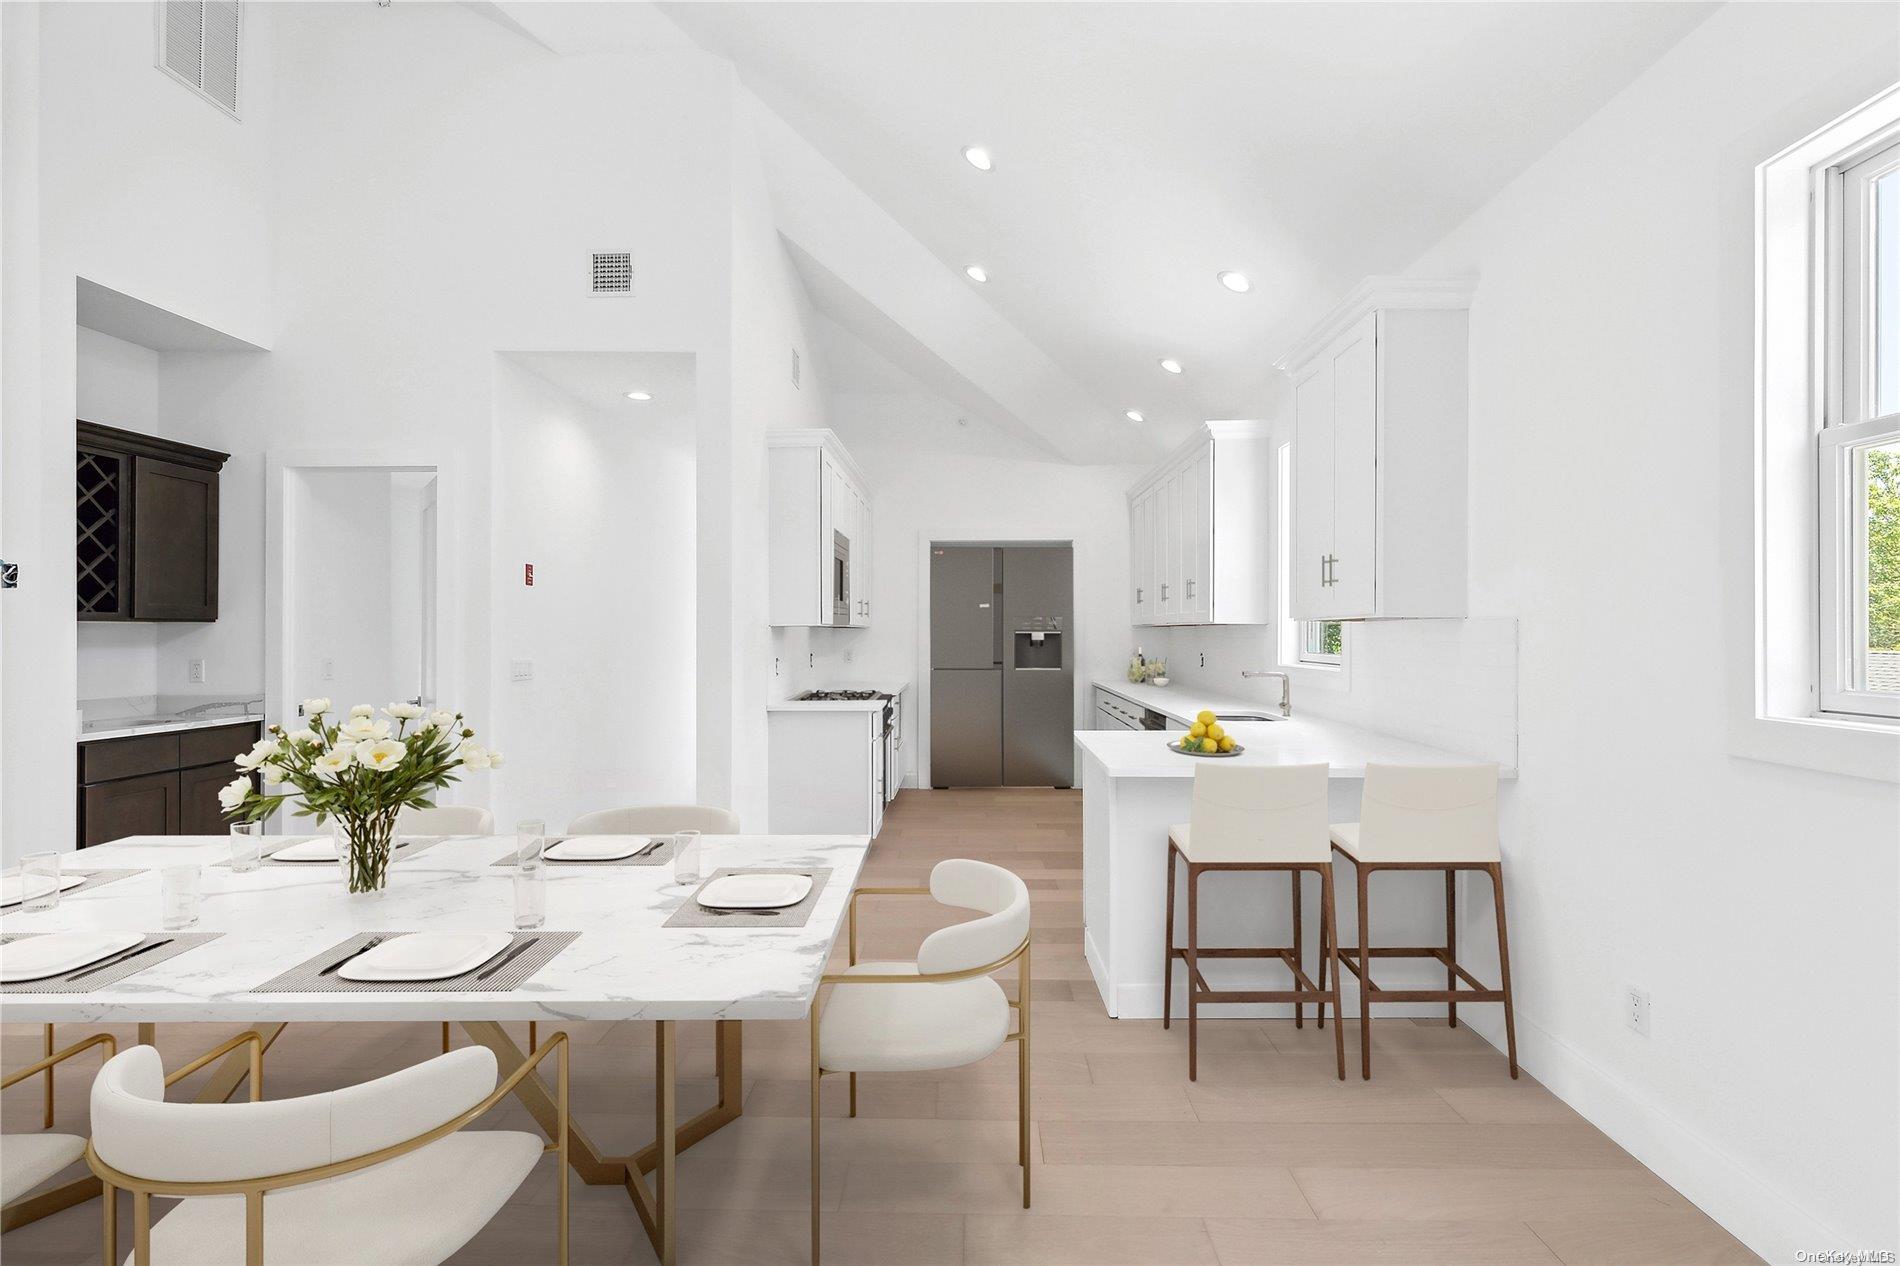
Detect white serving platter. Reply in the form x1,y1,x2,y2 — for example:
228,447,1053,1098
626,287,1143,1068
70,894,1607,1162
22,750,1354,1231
339,931,514,982
271,837,340,863
1,932,145,983
544,835,657,862
696,873,812,910
0,873,89,908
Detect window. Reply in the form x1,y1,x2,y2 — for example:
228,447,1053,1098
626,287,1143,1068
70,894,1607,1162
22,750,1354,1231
1819,139,1900,719
1277,443,1345,670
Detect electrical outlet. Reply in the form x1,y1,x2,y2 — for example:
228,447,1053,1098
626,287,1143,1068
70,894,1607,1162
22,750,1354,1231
511,660,534,682
187,658,207,684
1625,986,1650,1035
320,658,336,682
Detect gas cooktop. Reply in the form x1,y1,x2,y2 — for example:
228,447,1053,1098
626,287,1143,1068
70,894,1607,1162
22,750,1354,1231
798,689,893,702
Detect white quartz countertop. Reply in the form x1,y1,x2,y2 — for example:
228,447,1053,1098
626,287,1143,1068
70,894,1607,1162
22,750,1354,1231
1091,677,1284,726
79,713,265,743
0,833,868,1023
1075,715,1505,779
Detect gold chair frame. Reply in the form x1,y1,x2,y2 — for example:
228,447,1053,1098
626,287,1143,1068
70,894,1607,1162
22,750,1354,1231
1,1031,119,1233
85,1030,571,1266
808,885,1032,1265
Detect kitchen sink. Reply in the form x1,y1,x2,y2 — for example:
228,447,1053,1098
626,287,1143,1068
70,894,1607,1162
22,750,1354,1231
1215,712,1278,722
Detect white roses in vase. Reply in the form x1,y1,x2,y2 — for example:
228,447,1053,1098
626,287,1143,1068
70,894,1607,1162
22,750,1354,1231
223,701,500,893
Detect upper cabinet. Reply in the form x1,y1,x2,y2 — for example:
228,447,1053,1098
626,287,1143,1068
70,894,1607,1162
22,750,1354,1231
768,429,873,628
76,421,228,623
1276,277,1473,621
1128,421,1272,627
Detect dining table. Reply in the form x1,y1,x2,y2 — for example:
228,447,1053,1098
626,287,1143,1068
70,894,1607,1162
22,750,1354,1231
0,830,872,1264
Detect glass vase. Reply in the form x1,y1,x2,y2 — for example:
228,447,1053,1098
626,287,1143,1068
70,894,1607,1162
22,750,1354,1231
331,809,399,894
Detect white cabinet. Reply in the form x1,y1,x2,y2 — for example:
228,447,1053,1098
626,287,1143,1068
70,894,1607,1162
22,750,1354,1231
768,429,873,628
1277,276,1472,621
1127,421,1272,627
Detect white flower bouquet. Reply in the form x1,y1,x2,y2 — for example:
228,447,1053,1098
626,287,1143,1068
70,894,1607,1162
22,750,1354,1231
222,699,500,894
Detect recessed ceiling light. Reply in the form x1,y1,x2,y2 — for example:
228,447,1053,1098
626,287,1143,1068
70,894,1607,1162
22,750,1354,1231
1217,271,1252,293
964,264,989,283
1159,358,1184,375
1125,410,1145,423
961,145,993,172
624,391,652,401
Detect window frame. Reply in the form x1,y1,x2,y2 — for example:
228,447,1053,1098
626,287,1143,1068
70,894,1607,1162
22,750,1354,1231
1818,138,1900,720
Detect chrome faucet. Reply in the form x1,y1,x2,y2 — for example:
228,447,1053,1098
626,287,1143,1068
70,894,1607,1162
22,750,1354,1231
1241,670,1292,718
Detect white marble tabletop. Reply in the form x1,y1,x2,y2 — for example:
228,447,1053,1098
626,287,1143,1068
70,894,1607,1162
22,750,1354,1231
0,834,868,1025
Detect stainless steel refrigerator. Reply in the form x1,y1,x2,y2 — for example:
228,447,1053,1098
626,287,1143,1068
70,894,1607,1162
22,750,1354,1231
929,545,1073,787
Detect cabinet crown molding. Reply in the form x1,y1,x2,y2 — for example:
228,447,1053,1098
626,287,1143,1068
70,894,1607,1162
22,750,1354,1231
766,427,870,496
1126,419,1269,500
77,420,230,471
1273,275,1478,375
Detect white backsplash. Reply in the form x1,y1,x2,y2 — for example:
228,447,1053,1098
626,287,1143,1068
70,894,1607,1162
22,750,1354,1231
1141,618,1519,771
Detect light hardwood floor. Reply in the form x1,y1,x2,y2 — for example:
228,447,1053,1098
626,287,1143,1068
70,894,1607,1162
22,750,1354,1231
2,789,1758,1264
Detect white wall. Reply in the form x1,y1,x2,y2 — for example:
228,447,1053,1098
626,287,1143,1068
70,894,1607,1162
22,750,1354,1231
1391,5,1899,1258
489,357,697,832
75,327,162,701
287,468,397,714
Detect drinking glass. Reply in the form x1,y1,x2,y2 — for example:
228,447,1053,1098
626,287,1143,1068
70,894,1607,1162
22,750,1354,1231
21,852,62,913
228,822,264,873
672,829,702,886
160,865,201,931
514,820,547,931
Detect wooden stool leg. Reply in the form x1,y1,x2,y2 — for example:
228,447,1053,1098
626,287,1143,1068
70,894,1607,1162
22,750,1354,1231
1290,871,1304,1030
1162,846,1176,1031
1186,865,1201,1082
1356,864,1372,1081
1445,870,1459,1029
1490,863,1519,1079
1321,865,1345,1081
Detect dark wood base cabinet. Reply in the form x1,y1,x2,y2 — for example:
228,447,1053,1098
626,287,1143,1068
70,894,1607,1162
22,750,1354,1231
78,721,260,848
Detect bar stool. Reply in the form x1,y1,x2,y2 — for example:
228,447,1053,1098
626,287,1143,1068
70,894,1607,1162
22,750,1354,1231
1330,763,1517,1081
1163,763,1344,1081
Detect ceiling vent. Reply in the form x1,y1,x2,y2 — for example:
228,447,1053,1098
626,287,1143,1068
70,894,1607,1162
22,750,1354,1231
591,253,633,294
157,1,242,118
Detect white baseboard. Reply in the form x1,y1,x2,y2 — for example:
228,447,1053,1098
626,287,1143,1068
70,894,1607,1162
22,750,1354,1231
1460,1009,1861,1265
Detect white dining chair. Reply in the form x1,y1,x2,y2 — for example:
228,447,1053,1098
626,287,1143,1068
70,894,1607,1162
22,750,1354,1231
809,859,1032,1264
394,805,494,836
87,1036,570,1266
566,804,740,835
1,1031,116,1231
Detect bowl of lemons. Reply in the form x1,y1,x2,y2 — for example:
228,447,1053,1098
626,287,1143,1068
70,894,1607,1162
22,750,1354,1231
1168,711,1243,757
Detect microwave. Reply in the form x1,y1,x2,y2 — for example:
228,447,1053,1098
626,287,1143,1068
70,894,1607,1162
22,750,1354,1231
831,530,851,625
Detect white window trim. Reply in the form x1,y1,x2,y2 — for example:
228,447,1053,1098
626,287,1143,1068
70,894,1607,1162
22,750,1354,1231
1275,442,1350,688
1735,84,1900,780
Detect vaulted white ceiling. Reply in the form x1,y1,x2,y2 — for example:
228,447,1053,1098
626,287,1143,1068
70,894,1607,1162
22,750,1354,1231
662,1,1716,454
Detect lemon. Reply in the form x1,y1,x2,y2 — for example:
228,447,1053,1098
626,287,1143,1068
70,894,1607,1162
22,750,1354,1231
1196,710,1216,726
1200,737,1220,753
1188,722,1207,738
1219,736,1236,752
1207,723,1226,742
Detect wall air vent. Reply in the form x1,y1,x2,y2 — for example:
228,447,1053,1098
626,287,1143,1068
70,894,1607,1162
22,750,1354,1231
157,0,242,118
591,253,633,294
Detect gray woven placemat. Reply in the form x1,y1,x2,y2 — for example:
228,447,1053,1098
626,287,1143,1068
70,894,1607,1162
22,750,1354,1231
215,834,451,870
247,930,579,994
490,836,677,868
0,932,222,994
664,868,832,929
1,867,140,908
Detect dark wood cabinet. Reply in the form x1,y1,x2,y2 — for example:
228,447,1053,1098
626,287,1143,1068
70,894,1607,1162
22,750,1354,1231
78,721,260,848
76,421,228,623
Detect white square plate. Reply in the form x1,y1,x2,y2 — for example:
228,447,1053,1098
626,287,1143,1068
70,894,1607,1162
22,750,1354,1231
0,873,89,908
544,836,657,862
271,838,339,863
696,873,812,910
1,932,145,983
339,931,514,982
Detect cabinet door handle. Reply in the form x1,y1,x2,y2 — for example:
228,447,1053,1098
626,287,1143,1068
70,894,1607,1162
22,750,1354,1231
1186,578,1195,599
1160,583,1170,601
1135,586,1144,604
1318,554,1329,587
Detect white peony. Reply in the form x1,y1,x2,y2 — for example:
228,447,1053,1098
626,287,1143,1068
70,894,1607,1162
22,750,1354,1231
259,763,288,786
312,749,354,781
354,738,408,772
457,741,492,770
340,716,391,742
349,704,375,719
217,776,251,811
301,697,332,716
485,749,504,769
386,702,424,720
288,728,320,746
428,710,457,729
